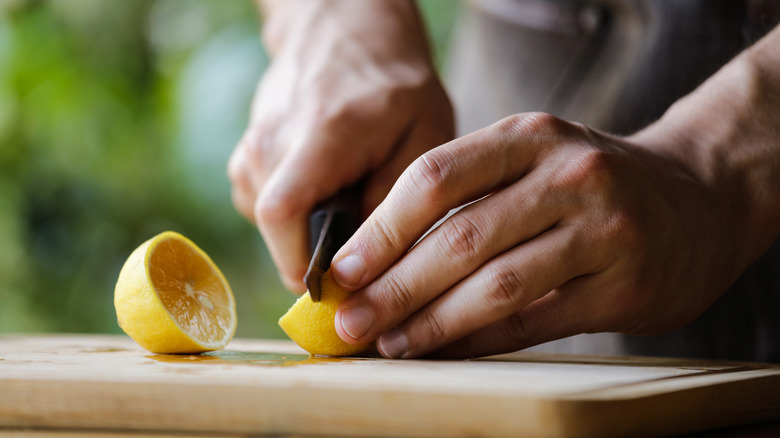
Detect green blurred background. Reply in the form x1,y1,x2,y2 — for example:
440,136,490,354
0,0,458,338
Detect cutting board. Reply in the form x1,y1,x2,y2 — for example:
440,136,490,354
2,335,780,437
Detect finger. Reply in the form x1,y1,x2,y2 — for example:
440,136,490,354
333,167,569,345
254,128,385,293
428,275,599,359
236,124,274,191
375,224,592,358
330,113,568,290
227,147,257,221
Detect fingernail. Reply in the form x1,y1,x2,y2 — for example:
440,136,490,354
379,329,409,359
332,254,365,288
340,306,374,340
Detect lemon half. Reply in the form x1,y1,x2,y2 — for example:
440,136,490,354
279,271,372,357
114,231,237,354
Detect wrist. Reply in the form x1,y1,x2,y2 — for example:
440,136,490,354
258,0,430,64
630,27,780,270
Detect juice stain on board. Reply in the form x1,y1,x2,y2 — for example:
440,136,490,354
147,350,362,367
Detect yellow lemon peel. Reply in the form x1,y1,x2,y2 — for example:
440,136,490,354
279,271,371,356
114,231,236,354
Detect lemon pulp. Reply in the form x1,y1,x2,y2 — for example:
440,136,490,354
115,231,236,354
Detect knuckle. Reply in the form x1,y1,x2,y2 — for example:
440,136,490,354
242,124,268,153
240,124,276,167
494,114,527,137
606,207,642,242
495,112,567,138
484,264,525,312
562,148,614,190
318,101,359,127
254,188,304,225
578,148,613,176
405,149,455,202
590,204,645,257
381,274,416,313
419,310,448,344
501,313,531,345
526,112,567,133
372,215,405,252
226,149,244,184
439,215,485,262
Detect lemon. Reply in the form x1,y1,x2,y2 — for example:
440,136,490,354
278,270,371,357
114,231,237,354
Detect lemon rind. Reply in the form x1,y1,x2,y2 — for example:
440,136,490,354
278,290,372,357
115,231,237,354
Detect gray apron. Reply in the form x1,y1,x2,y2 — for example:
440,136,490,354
445,0,780,362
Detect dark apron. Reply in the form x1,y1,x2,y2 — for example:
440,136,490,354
445,0,780,362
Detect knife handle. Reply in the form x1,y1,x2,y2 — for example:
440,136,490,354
308,183,363,261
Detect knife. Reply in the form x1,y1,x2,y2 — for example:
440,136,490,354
304,184,362,302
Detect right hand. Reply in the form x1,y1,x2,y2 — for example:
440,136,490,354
228,0,454,292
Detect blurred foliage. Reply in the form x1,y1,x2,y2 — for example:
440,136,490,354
0,0,458,338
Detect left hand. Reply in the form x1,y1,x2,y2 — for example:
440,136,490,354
328,112,745,359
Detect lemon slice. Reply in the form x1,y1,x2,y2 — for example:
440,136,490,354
279,271,372,357
114,231,237,354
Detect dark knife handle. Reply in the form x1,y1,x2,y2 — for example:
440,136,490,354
305,183,362,300
308,190,361,260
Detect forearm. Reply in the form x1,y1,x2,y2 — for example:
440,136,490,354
257,0,431,64
631,25,780,270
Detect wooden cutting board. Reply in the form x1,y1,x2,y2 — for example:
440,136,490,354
2,334,780,437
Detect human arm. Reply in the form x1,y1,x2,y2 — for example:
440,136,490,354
228,0,454,292
330,25,780,358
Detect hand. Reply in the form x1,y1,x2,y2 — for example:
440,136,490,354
329,112,749,359
228,0,454,292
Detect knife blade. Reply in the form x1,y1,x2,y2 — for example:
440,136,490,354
304,184,362,302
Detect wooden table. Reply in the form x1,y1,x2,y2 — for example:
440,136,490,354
2,334,780,437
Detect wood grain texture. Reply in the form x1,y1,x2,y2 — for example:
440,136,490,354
1,335,780,437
